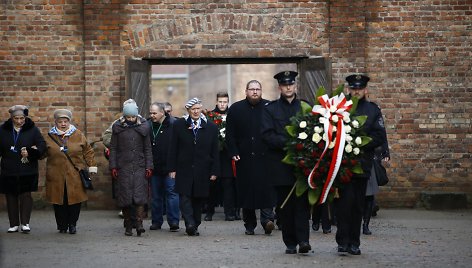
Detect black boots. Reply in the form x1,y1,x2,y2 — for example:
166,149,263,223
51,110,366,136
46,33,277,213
136,205,146,236
363,197,373,235
123,207,133,236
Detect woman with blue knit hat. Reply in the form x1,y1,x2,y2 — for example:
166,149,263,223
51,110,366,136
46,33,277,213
44,108,97,234
109,99,153,236
0,105,46,233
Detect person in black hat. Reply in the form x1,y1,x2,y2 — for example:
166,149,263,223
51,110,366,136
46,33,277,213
261,71,312,254
335,74,388,255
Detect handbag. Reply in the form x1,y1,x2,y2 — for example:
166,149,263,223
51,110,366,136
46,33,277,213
48,133,94,190
373,158,389,186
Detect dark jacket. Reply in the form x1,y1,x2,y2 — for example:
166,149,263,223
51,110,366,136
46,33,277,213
148,115,175,175
167,116,220,198
211,107,233,178
351,98,387,178
109,116,153,207
0,118,46,194
261,96,302,186
226,98,276,209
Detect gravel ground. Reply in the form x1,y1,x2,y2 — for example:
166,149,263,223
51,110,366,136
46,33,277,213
0,208,471,268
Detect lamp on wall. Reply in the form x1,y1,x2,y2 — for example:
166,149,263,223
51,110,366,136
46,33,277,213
167,85,174,96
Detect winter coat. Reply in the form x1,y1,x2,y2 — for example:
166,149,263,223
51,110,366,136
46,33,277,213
0,118,46,194
148,115,175,175
261,96,302,186
211,107,233,178
44,128,96,205
109,116,153,207
226,98,276,209
167,116,220,198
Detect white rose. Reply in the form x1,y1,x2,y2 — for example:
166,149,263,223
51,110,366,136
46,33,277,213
342,112,351,123
328,139,336,149
355,137,362,145
332,126,337,132
312,133,322,143
329,106,337,113
319,117,326,124
353,147,360,155
220,128,225,133
221,133,226,138
298,132,308,140
322,133,328,141
299,121,307,128
314,126,323,133
345,144,353,153
344,125,352,133
352,120,359,128
345,135,353,142
221,115,227,121
332,115,339,123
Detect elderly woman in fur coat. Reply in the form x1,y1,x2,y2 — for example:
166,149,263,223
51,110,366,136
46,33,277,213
109,99,153,236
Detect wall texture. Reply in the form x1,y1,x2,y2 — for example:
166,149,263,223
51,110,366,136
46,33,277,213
0,0,470,208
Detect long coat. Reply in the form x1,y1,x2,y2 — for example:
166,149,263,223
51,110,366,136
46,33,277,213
45,128,96,205
0,118,46,194
109,116,153,207
260,96,302,187
148,115,175,176
167,116,220,198
211,107,233,178
225,98,276,209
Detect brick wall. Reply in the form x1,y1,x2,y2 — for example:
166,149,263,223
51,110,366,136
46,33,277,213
0,1,470,208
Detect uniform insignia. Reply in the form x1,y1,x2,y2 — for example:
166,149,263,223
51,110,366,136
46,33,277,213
356,75,362,80
284,71,290,76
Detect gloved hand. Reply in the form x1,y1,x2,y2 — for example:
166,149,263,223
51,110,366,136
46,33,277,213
145,169,153,179
111,168,118,179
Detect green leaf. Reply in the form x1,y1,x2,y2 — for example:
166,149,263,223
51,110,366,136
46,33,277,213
295,177,308,196
301,101,312,115
358,136,372,147
332,84,345,97
314,86,326,105
349,96,359,115
282,154,295,165
308,187,321,205
353,115,367,127
352,163,364,174
285,125,297,137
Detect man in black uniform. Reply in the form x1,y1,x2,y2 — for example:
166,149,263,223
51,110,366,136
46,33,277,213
226,80,276,235
336,74,387,255
261,71,311,254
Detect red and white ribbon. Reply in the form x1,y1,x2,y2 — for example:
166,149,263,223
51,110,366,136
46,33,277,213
308,93,352,204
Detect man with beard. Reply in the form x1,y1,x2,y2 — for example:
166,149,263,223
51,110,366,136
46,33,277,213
261,71,311,254
226,80,276,236
204,92,238,221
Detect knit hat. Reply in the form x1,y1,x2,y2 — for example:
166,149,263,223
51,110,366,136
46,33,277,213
123,99,139,116
185,97,202,109
9,105,28,117
54,109,72,120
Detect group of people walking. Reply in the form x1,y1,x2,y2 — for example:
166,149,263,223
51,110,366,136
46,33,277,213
0,70,388,256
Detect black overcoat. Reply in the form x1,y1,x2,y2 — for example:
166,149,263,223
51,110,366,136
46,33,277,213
148,115,175,176
167,116,220,198
211,107,233,178
225,98,276,209
0,118,46,194
260,96,302,186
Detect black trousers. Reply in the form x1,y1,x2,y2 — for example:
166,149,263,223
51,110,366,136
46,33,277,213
335,177,367,248
312,202,331,231
180,194,204,229
242,208,274,231
6,192,33,227
276,186,310,247
53,183,81,230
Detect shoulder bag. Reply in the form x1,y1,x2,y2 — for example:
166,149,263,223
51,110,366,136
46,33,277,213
373,158,389,186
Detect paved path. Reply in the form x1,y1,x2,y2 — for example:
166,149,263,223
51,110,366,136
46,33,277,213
1,209,471,267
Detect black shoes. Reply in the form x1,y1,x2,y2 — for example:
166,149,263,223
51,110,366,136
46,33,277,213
204,214,213,221
348,245,361,255
68,225,76,234
245,229,255,235
337,245,348,253
186,225,197,236
169,224,180,232
323,228,331,234
298,242,312,254
312,223,320,231
150,223,162,230
264,221,275,235
362,224,372,235
285,247,297,254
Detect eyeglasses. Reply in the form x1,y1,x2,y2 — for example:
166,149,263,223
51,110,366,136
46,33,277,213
246,88,261,92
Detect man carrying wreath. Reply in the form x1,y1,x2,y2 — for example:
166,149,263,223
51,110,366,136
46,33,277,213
336,74,388,255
